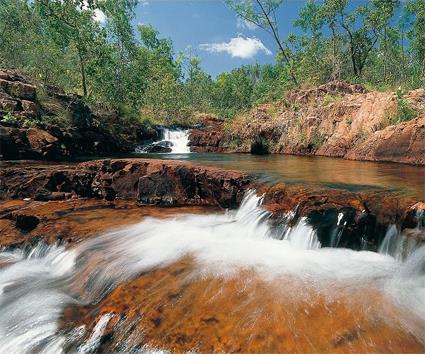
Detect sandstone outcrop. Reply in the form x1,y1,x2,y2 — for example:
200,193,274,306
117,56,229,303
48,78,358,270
188,82,425,165
0,159,250,208
345,115,425,164
188,117,226,153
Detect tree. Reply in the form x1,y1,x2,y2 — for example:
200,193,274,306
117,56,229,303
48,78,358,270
35,0,105,97
405,0,425,78
225,0,298,85
321,0,400,78
213,67,254,117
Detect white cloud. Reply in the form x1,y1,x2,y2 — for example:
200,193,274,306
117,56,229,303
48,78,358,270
93,8,106,23
236,18,258,31
80,1,106,23
141,0,149,6
200,36,271,59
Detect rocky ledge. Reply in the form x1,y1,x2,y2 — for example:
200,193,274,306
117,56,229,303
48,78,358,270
0,159,423,250
188,82,425,165
0,69,157,160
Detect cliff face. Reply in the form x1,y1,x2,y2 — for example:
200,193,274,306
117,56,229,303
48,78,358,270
0,69,157,160
188,82,425,165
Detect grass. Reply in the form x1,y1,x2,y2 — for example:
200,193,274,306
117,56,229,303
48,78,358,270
321,93,342,107
385,89,418,125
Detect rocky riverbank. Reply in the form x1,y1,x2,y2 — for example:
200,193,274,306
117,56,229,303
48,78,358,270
2,69,424,166
0,69,158,160
189,81,425,165
1,158,424,354
1,158,423,250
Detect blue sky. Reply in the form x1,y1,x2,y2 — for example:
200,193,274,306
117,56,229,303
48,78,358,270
134,0,307,77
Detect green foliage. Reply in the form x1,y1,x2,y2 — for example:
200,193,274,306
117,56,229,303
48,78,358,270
0,0,423,128
386,89,418,125
0,112,18,125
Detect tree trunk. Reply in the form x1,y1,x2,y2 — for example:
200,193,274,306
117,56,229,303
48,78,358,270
255,0,298,85
77,47,87,97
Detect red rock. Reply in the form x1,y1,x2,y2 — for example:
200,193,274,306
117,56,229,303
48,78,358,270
1,159,423,250
345,116,425,165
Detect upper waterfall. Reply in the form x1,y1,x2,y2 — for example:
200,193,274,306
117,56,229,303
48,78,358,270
136,128,191,154
162,128,191,153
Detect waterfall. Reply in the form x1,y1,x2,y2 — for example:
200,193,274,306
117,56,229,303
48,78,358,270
282,217,321,250
379,224,420,261
162,128,190,153
0,190,424,352
136,128,191,154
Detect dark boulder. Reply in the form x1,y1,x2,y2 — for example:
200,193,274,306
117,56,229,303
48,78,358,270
141,141,173,153
15,215,40,233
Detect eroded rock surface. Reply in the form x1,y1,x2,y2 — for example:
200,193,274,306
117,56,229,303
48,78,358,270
188,82,425,165
1,159,423,250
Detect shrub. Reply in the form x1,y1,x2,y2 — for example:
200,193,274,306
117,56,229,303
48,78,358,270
386,89,418,125
1,112,18,125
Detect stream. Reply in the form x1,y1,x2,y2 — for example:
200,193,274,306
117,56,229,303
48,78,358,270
0,191,424,353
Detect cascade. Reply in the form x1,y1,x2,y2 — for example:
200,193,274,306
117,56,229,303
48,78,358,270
379,224,420,261
0,190,423,352
136,128,191,154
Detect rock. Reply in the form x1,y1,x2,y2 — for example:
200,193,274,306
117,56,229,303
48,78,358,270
0,68,158,160
15,214,40,233
188,117,226,153
21,100,38,116
345,115,425,165
0,159,251,209
287,80,367,103
1,159,423,250
189,85,424,165
142,141,173,153
26,128,58,151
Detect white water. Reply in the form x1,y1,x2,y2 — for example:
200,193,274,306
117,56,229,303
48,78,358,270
0,191,424,352
162,128,190,153
136,128,191,154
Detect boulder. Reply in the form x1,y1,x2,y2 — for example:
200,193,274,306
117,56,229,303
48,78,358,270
142,141,173,153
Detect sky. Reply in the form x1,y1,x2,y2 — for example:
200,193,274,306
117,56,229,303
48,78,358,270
133,0,308,77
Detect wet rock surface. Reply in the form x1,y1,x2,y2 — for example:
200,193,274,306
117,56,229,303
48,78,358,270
140,140,173,153
62,259,424,354
0,199,211,248
0,159,423,353
0,159,423,250
0,158,250,220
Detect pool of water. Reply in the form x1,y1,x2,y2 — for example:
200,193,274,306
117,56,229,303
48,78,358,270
131,152,425,199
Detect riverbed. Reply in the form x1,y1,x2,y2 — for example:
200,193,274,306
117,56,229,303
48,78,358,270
0,151,424,353
0,191,424,353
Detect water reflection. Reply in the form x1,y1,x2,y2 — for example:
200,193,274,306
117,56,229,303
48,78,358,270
133,153,425,198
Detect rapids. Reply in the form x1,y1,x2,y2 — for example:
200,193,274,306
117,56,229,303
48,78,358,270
0,191,424,353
